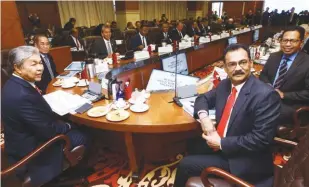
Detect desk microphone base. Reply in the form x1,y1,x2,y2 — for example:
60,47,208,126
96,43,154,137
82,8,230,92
173,97,183,107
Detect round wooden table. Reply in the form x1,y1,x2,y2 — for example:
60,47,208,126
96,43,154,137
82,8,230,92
46,80,208,179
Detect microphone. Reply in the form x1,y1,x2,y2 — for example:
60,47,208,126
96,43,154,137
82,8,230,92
172,48,183,107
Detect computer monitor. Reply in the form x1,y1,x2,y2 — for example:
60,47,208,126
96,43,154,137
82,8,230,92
228,36,237,45
253,29,259,42
161,53,188,75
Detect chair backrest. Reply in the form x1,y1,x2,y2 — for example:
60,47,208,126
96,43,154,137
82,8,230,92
124,29,137,51
148,27,161,44
1,49,11,88
111,28,123,40
277,128,309,187
81,36,101,56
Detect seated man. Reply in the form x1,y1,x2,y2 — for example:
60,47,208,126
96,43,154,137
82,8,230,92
187,21,202,37
1,46,87,186
300,24,309,55
156,23,172,45
174,44,281,187
225,18,236,30
34,34,58,93
260,26,309,125
66,28,84,51
130,24,150,51
170,22,186,41
90,26,118,59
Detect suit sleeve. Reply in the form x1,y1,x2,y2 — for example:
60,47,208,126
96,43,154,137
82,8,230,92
221,90,281,154
193,89,216,119
284,70,309,101
19,95,70,141
259,55,272,84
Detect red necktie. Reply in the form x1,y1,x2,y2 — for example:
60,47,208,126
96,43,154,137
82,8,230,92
217,87,237,137
213,70,220,88
35,86,42,95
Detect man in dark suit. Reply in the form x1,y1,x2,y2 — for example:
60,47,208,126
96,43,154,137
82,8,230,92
66,28,84,51
300,24,309,54
262,7,270,26
156,23,172,45
288,7,298,25
174,44,281,187
130,24,150,51
1,46,87,186
64,18,76,31
90,26,118,59
225,18,236,30
34,34,58,93
260,26,309,125
187,21,202,37
170,22,186,41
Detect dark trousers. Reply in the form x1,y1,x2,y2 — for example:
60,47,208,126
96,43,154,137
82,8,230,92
278,103,296,127
174,137,229,187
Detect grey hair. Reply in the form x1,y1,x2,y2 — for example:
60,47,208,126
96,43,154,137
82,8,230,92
101,25,111,32
300,24,309,34
8,46,39,72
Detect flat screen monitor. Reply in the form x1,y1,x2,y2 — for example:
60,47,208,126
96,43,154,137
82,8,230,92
161,53,188,75
228,36,237,45
253,29,259,42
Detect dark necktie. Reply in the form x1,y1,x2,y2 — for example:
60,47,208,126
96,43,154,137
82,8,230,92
35,86,42,95
274,57,289,89
75,37,80,50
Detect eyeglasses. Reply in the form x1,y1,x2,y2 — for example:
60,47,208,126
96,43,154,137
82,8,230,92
280,39,301,44
226,60,249,70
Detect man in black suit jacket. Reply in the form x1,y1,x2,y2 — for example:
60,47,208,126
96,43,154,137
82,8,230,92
155,23,172,45
1,46,87,186
187,21,202,37
260,26,309,125
130,24,150,51
174,44,281,187
34,35,58,93
300,24,309,55
288,7,298,25
90,26,118,59
64,17,76,31
170,22,186,41
66,28,84,50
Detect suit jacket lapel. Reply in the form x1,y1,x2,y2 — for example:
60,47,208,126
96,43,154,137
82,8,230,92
226,75,253,134
216,80,232,123
281,52,305,86
270,52,283,84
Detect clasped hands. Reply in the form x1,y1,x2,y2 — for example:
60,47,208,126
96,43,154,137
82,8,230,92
200,117,221,150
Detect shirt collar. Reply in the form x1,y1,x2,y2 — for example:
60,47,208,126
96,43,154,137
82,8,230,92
139,32,144,38
103,38,110,42
282,52,298,61
232,81,246,93
12,73,36,88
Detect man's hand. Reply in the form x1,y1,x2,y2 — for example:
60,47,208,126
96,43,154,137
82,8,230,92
200,117,215,134
138,45,144,50
275,89,284,99
202,131,221,150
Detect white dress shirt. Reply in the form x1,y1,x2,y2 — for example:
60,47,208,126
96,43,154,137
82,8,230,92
104,38,113,54
139,33,147,46
176,29,183,38
70,35,83,50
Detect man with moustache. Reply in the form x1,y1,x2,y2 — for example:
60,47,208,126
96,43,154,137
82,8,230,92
174,44,281,187
156,23,172,44
260,26,309,126
1,46,87,186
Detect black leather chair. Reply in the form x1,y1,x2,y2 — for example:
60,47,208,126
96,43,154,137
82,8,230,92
1,49,11,88
185,128,309,187
124,29,137,51
1,134,86,187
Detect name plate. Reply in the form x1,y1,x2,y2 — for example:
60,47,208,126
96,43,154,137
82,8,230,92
146,69,199,92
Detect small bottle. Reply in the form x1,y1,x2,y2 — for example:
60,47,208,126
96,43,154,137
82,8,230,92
116,82,125,100
124,79,132,100
147,45,152,55
112,53,117,65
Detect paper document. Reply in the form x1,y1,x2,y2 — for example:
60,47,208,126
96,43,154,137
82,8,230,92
44,90,91,116
179,96,216,119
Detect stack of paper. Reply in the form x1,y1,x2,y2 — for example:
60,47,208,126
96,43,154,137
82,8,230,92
180,96,216,119
44,90,91,116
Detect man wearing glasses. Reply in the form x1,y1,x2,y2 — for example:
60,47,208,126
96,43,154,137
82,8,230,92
260,26,309,126
174,44,281,187
34,34,58,93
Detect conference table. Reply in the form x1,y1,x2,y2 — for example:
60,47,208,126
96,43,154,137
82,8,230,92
47,26,264,179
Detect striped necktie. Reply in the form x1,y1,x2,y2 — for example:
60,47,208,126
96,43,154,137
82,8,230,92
107,41,112,55
42,55,54,79
274,57,289,89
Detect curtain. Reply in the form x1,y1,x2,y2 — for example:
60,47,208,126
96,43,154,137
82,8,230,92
57,1,114,28
139,1,187,21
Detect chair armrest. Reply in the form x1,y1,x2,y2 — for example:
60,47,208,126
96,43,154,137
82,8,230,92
274,137,298,147
290,106,309,138
201,167,254,187
1,134,72,178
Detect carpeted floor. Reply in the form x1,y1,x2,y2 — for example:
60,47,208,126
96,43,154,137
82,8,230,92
80,148,182,187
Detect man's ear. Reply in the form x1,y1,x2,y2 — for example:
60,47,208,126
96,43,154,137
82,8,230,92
14,64,22,74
